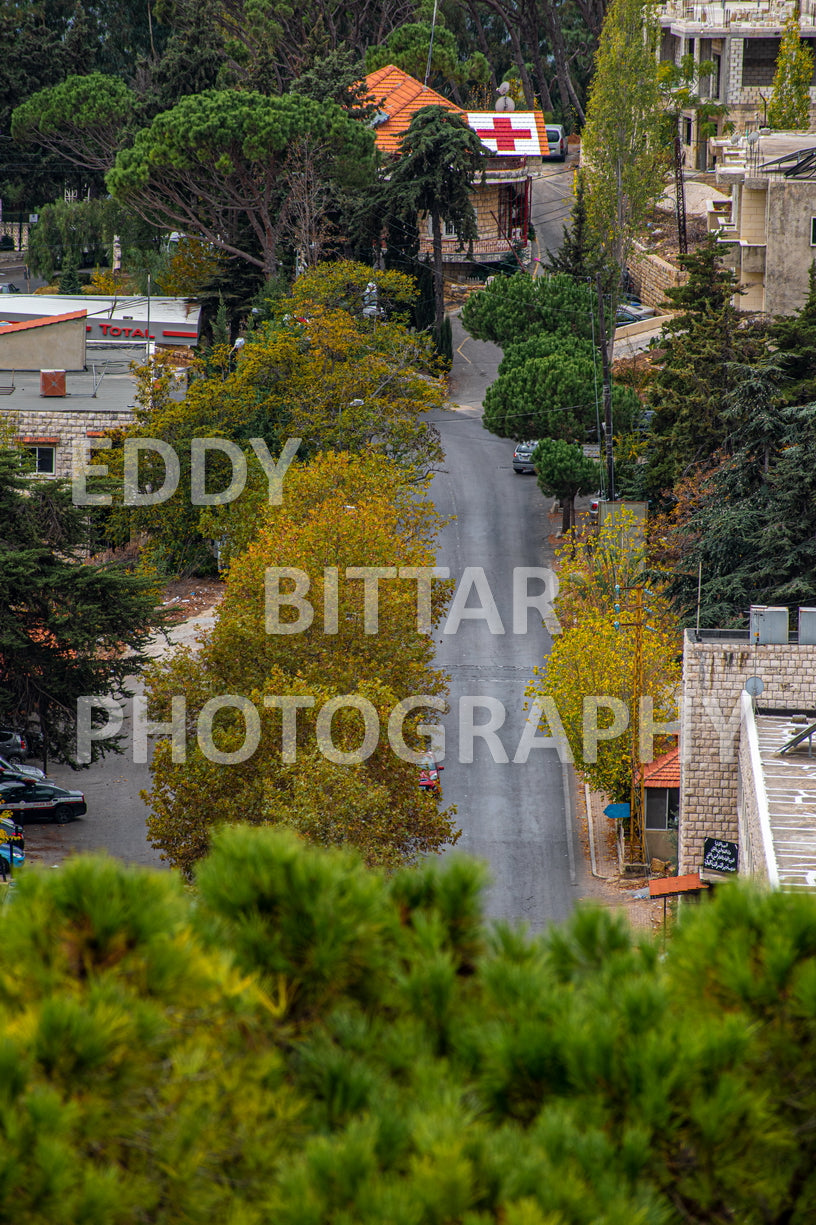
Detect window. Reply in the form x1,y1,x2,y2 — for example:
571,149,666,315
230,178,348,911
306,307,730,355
645,789,679,830
683,117,693,146
26,446,55,474
497,182,530,244
810,216,816,246
426,214,459,239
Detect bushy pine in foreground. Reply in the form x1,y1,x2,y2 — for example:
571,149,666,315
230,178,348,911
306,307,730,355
2,830,816,1224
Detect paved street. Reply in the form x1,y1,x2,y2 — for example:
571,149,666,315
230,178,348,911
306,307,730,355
428,315,583,927
530,154,577,263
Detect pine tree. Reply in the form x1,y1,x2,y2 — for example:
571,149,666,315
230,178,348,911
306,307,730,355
7,827,816,1223
58,257,82,294
771,260,816,404
0,448,162,767
768,5,814,130
644,236,768,499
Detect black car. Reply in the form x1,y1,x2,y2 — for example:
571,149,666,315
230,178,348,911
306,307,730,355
0,778,86,824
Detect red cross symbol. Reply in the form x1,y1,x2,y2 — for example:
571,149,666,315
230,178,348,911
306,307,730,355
474,116,533,151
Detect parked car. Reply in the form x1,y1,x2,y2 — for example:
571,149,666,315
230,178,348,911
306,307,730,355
0,729,27,765
418,754,444,794
0,778,86,823
544,125,567,161
615,299,656,326
0,283,21,294
513,441,538,474
0,814,26,878
0,754,46,781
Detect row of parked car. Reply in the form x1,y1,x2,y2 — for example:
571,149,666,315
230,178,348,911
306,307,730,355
0,729,87,830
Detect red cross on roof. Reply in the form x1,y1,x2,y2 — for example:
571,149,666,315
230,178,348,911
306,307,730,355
474,115,533,151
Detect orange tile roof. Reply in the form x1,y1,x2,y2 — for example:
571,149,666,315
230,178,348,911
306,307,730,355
365,65,462,155
366,66,550,160
0,310,87,335
638,746,680,789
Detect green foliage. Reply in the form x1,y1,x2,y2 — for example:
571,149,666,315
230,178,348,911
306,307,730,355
11,72,136,174
6,830,816,1222
545,171,610,282
533,439,599,499
0,448,162,765
768,6,815,130
483,347,639,442
99,264,444,573
107,90,375,276
57,258,82,294
436,313,453,364
461,272,598,348
386,105,486,337
654,388,816,626
498,332,597,375
771,261,816,405
644,236,768,499
26,196,160,283
533,438,599,531
291,47,379,121
580,0,666,274
365,22,489,97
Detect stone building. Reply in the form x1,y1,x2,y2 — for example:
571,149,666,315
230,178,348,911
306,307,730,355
707,131,816,314
366,65,551,273
0,359,139,479
659,0,816,169
679,611,816,889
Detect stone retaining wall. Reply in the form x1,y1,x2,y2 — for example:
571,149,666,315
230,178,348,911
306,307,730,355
626,242,688,308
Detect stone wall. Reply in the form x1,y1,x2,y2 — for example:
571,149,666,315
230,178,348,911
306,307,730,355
679,634,816,874
626,243,688,308
1,406,135,479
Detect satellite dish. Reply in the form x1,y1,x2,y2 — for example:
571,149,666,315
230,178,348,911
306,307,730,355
745,676,765,697
497,81,510,95
495,95,515,111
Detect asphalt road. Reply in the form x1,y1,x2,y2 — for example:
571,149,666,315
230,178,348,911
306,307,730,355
428,315,583,928
530,155,577,264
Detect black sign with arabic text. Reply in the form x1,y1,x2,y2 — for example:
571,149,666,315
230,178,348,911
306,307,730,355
703,838,739,874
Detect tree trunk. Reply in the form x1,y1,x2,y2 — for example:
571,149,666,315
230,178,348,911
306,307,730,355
538,0,586,124
561,495,573,535
431,208,444,338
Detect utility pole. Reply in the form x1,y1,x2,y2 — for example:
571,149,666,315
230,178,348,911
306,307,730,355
615,582,650,867
629,586,647,866
595,272,615,502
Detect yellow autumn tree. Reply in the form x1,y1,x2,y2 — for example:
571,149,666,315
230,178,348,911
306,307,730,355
97,269,447,574
144,451,458,875
529,509,680,798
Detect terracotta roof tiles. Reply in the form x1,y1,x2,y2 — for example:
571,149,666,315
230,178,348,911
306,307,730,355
638,746,681,789
366,65,461,155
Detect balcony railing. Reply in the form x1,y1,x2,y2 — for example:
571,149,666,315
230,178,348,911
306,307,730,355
660,0,816,27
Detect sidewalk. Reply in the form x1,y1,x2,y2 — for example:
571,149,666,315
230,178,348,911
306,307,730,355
575,780,660,932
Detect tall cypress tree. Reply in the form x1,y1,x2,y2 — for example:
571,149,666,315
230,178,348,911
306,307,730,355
768,5,814,130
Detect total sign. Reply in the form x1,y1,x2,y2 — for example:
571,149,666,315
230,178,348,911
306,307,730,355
466,113,542,156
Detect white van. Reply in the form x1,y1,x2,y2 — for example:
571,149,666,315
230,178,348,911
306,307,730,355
544,125,567,162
